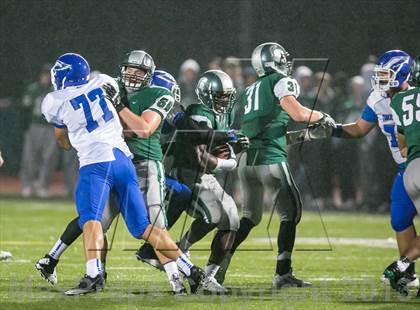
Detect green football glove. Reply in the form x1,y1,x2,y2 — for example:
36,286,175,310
103,83,128,113
286,122,333,145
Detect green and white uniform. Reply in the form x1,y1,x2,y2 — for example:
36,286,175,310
239,72,302,225
103,85,174,230
391,87,420,213
175,103,239,231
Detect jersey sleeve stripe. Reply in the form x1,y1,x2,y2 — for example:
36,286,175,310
361,105,378,123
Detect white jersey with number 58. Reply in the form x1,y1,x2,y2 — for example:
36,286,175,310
362,89,405,165
41,74,131,168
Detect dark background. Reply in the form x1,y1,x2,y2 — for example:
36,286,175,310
0,0,418,211
1,0,420,97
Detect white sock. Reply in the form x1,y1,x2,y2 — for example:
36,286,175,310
204,264,220,278
397,258,411,272
48,239,68,260
163,261,179,281
176,253,194,276
86,258,101,278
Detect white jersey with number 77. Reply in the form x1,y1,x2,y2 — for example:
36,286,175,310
41,74,132,168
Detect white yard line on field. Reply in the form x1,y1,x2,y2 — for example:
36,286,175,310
251,237,397,248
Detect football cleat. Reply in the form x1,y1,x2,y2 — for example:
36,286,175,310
381,273,419,288
135,242,163,271
0,251,12,261
383,261,411,296
272,270,312,289
169,274,187,295
185,266,205,294
201,276,228,294
64,274,105,296
35,254,58,285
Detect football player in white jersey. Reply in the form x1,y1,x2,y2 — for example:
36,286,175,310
41,53,204,296
312,50,418,286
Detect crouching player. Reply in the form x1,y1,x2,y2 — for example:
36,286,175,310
41,53,204,296
384,55,420,298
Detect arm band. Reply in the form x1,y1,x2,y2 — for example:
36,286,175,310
331,123,343,137
214,158,237,172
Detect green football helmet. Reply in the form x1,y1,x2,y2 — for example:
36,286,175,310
251,42,292,77
411,55,420,87
195,70,236,114
120,50,155,91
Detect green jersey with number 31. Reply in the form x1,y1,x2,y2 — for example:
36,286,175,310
240,72,300,165
391,86,420,165
125,86,174,161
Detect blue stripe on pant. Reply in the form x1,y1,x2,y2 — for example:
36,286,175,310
390,168,418,232
75,148,150,238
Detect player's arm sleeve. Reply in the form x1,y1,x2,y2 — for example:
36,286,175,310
273,77,300,100
145,95,175,120
41,94,66,128
184,115,231,145
360,104,378,123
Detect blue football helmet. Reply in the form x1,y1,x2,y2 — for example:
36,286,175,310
151,70,181,102
51,53,90,90
372,50,413,92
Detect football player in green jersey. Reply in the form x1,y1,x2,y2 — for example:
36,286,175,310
168,70,242,293
215,42,336,288
107,50,194,294
384,55,420,297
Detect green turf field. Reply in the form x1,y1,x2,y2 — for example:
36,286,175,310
0,199,419,309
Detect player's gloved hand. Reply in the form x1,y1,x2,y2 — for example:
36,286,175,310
103,83,126,113
172,111,186,128
227,131,250,153
318,112,336,128
286,122,333,145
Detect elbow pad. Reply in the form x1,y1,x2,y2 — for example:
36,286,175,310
214,158,237,172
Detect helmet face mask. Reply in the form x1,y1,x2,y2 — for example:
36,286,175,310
252,42,292,77
410,55,420,87
371,66,398,92
120,50,155,91
371,50,413,93
121,66,150,91
210,89,236,114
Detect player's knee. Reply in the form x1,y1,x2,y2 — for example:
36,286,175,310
242,209,262,226
78,213,101,230
229,212,240,231
127,221,150,239
390,215,414,232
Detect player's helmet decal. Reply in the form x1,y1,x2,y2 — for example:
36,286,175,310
151,70,181,102
195,70,236,115
51,53,90,91
120,50,156,91
372,50,413,92
252,42,292,77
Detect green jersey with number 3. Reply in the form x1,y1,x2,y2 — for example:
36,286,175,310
125,86,174,161
240,72,300,165
391,86,420,165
